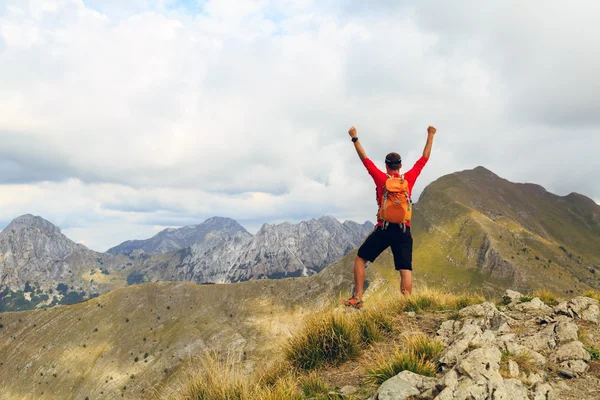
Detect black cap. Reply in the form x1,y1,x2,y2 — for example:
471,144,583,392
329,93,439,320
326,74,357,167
385,152,402,165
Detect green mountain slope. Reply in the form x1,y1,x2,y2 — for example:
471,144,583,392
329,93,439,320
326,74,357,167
410,166,600,294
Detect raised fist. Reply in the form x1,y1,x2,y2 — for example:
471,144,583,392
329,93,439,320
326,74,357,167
348,126,357,138
427,126,437,135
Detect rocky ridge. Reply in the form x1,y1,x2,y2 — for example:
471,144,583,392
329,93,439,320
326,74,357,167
107,217,251,255
138,216,374,283
374,290,600,400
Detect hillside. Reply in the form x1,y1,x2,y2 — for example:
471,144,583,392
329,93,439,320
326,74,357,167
0,249,383,399
410,167,600,295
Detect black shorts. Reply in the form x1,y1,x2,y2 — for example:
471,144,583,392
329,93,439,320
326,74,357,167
357,224,413,271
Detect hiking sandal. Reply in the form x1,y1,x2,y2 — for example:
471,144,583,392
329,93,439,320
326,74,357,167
343,296,363,309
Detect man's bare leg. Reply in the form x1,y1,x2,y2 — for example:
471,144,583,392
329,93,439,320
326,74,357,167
400,270,413,296
353,256,367,300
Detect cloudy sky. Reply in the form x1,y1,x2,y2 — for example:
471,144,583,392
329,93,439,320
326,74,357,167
1,0,599,251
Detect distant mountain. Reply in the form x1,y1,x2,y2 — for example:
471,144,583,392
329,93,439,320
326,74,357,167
0,215,144,310
107,216,250,255
138,216,375,283
0,214,373,311
410,166,600,294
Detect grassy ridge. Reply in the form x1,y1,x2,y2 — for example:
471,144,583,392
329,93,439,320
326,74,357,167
166,288,484,400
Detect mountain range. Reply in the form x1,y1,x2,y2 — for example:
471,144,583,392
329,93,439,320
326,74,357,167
0,214,373,311
1,166,599,313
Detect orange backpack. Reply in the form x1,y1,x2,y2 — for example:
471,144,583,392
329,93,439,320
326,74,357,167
378,174,412,224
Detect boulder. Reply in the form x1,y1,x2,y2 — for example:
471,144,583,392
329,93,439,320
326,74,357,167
439,324,484,366
456,346,502,382
559,359,589,375
459,302,512,331
553,341,591,363
508,360,520,378
555,320,579,344
376,371,436,400
512,298,553,313
503,289,523,305
437,320,462,345
520,324,557,351
554,297,600,323
492,378,530,400
531,382,557,400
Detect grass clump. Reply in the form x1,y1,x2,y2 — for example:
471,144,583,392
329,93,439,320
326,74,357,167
286,313,361,370
366,348,437,384
355,308,393,345
500,351,538,377
169,354,301,400
299,372,330,398
583,290,600,302
403,334,445,363
366,334,443,385
586,347,600,361
519,296,534,303
392,288,484,314
532,289,560,306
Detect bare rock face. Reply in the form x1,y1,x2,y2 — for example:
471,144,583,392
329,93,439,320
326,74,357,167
152,216,374,284
0,215,112,292
107,217,250,255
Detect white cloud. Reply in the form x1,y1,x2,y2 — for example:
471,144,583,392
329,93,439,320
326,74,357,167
0,0,598,250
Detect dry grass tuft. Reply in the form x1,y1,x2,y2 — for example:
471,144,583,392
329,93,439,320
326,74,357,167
532,289,560,306
365,333,443,385
285,312,362,370
500,351,539,378
390,288,485,314
299,371,330,397
583,290,600,302
161,354,301,400
403,334,445,363
366,347,437,385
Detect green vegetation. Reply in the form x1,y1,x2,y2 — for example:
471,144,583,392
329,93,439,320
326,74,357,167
126,271,146,286
367,349,437,384
586,347,600,361
519,296,534,303
299,372,330,397
393,288,485,314
532,289,560,306
365,334,443,385
285,313,362,370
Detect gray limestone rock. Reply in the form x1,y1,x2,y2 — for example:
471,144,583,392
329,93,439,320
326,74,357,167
512,298,553,313
456,346,502,382
531,382,557,400
503,289,523,305
553,341,591,363
559,360,589,375
508,360,520,378
555,320,579,344
458,302,511,331
555,297,600,324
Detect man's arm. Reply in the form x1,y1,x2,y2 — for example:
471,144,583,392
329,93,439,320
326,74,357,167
348,126,367,161
422,125,437,159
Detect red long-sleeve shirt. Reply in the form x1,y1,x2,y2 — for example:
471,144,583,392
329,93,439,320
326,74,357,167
362,156,429,226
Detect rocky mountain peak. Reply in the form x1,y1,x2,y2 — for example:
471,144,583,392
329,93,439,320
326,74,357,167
3,214,62,236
